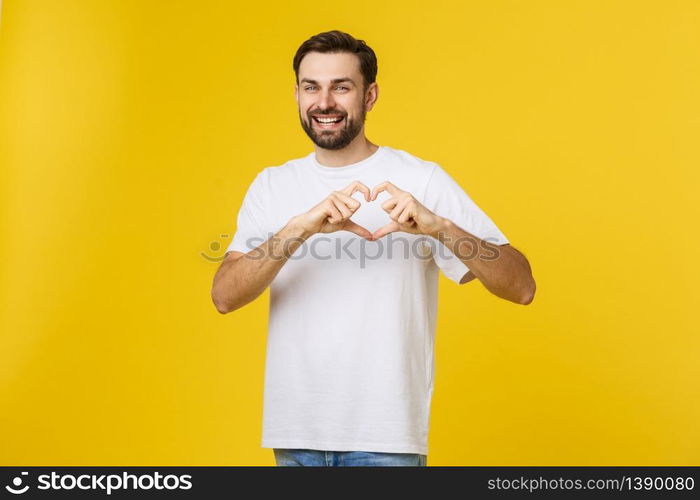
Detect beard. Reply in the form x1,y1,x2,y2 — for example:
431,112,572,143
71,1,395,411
299,106,366,151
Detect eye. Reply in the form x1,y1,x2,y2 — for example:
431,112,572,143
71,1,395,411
336,86,349,91
304,86,316,91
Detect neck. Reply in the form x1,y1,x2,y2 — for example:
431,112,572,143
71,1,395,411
314,134,379,167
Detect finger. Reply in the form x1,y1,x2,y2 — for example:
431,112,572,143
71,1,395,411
398,209,417,228
371,181,402,201
342,181,371,202
329,195,353,219
372,221,400,240
342,220,373,240
332,191,362,212
397,202,417,224
381,198,399,213
389,197,411,221
325,200,343,224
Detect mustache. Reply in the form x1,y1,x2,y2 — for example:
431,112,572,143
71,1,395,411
309,111,346,116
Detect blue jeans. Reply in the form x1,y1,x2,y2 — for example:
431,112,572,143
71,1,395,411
273,448,427,467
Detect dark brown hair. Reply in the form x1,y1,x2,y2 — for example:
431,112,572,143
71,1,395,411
292,30,378,91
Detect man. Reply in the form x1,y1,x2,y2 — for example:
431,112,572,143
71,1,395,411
211,30,536,467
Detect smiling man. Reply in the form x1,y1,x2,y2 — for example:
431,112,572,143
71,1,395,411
211,30,536,467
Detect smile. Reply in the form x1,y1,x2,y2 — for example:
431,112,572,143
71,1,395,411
312,115,345,129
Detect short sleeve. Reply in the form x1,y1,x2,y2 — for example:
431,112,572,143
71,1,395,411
226,170,270,255
422,163,510,284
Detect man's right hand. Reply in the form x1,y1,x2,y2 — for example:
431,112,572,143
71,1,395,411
290,180,374,240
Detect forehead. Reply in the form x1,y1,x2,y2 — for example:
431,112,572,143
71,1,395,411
298,51,362,82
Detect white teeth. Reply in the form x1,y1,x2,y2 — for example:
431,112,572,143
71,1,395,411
315,116,343,123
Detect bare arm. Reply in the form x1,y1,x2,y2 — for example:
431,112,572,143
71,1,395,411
459,270,477,285
435,218,536,305
211,220,312,314
369,180,536,305
211,180,374,314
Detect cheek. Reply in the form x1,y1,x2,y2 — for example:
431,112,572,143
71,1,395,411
298,96,313,112
349,97,365,114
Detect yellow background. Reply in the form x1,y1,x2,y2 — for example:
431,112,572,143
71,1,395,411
1,0,698,466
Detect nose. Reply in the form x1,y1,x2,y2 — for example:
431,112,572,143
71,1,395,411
317,87,336,111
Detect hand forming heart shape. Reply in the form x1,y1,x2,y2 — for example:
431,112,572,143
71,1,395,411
294,180,443,242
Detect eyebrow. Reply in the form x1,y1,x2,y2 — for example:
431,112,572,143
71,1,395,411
300,77,355,86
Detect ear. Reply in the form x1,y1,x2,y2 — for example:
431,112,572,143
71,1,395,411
294,84,299,103
365,82,379,112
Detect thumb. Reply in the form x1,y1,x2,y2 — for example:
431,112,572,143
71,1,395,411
342,220,374,240
371,221,400,241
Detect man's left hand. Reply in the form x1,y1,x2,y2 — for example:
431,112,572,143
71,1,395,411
369,181,444,240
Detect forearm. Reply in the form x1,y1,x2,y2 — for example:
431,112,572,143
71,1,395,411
212,218,312,313
431,217,535,305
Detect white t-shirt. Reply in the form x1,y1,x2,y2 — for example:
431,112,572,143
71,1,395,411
226,145,509,455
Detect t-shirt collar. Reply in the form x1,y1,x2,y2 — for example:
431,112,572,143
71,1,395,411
310,146,385,176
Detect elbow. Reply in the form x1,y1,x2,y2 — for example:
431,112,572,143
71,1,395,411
518,278,536,305
211,288,232,315
519,293,534,306
212,291,246,314
213,299,230,315
215,303,230,315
